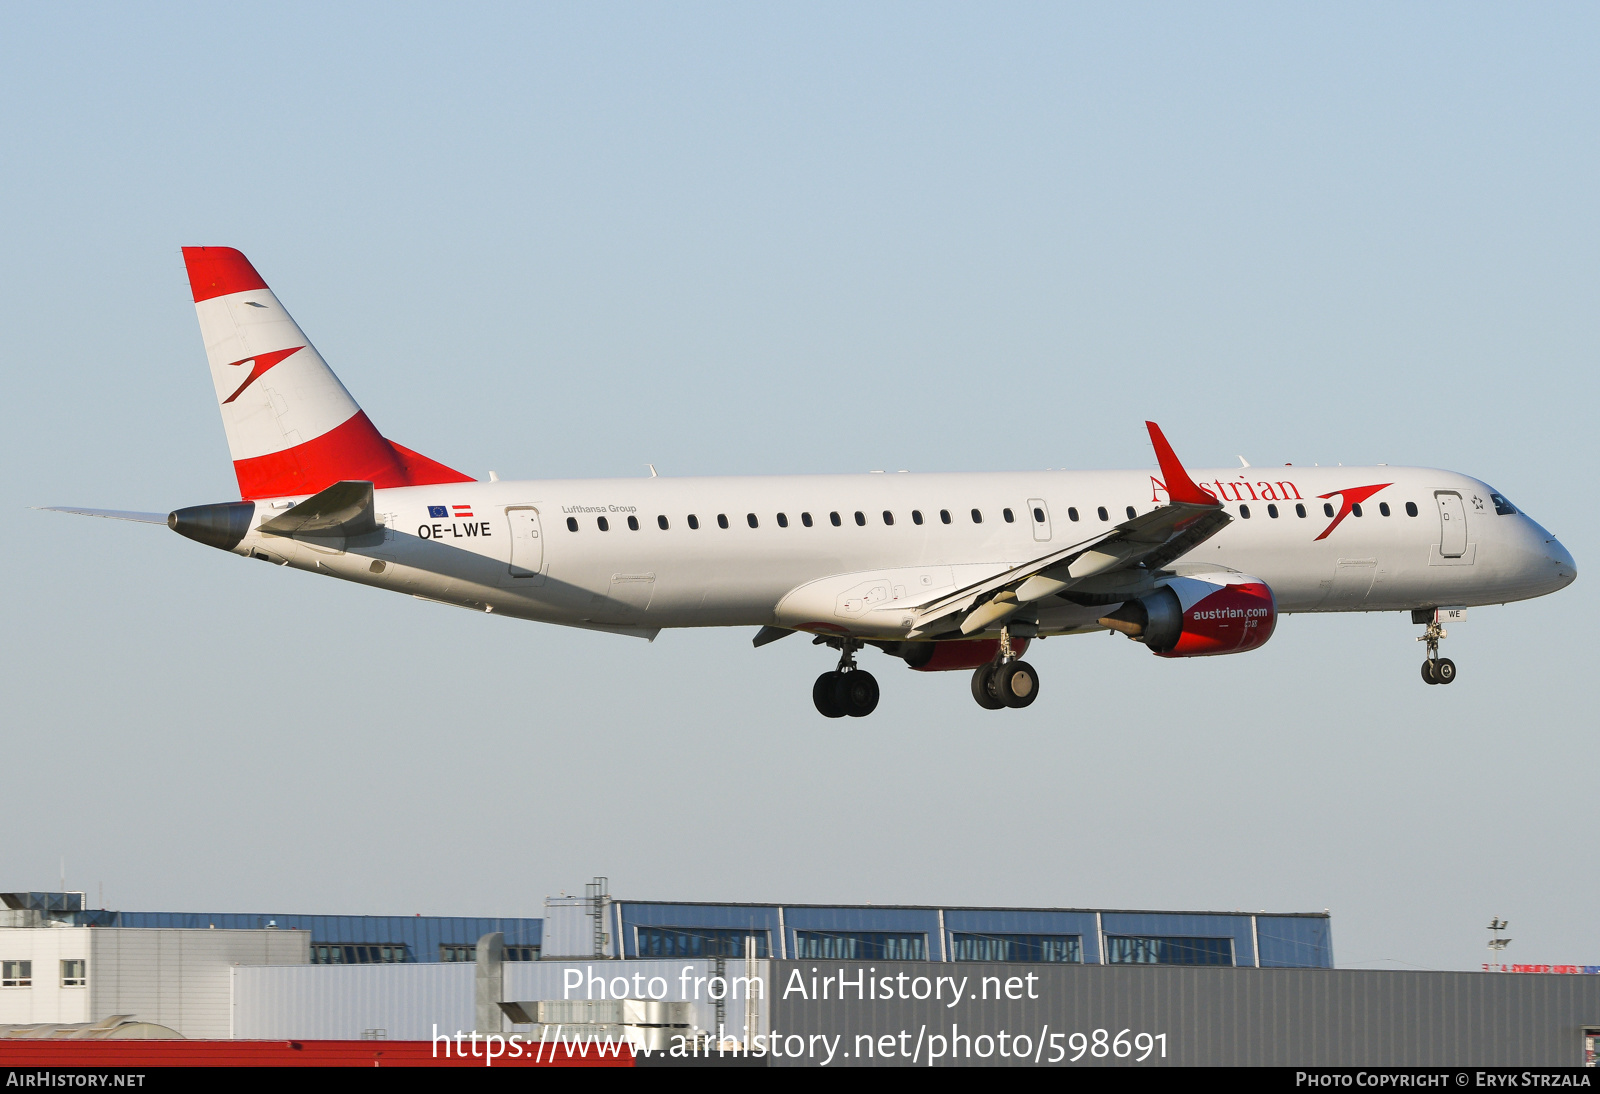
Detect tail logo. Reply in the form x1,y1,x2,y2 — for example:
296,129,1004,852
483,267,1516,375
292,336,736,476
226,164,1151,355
222,346,304,405
1314,483,1392,541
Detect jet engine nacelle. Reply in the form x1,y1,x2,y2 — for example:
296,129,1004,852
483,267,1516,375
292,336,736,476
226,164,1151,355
1099,572,1276,657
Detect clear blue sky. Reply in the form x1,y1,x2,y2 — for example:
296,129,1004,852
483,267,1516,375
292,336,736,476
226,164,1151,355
3,3,1595,971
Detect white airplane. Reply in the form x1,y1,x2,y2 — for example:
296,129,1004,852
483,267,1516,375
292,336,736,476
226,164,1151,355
44,248,1577,717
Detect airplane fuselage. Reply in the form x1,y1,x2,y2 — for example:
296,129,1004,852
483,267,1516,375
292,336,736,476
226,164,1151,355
223,464,1574,642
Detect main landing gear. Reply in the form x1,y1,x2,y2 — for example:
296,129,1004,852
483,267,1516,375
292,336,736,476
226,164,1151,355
812,638,880,718
1415,610,1457,686
971,627,1040,710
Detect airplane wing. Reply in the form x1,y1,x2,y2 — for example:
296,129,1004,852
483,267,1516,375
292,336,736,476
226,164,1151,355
909,422,1229,636
35,506,169,524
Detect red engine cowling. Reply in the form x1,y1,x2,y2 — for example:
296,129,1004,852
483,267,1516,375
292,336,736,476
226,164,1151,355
903,637,1029,671
1100,573,1276,658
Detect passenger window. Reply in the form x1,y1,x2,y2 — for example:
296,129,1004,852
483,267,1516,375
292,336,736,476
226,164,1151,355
1323,503,1335,518
1097,507,1109,522
1379,502,1391,517
854,511,866,526
1239,504,1251,519
688,514,700,530
1126,506,1136,520
1068,508,1079,522
1033,507,1045,523
567,517,579,532
1351,503,1363,518
777,513,788,528
912,510,924,525
1405,502,1418,517
882,511,894,526
597,516,609,532
802,512,813,527
1295,503,1307,518
1267,504,1279,518
747,513,759,528
657,515,669,530
830,512,842,527
1003,508,1015,523
717,514,729,529
940,510,951,524
627,515,639,530
971,509,983,524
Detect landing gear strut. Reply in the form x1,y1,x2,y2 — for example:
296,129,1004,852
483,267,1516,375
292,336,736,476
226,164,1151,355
812,637,880,718
971,626,1040,710
1415,611,1457,685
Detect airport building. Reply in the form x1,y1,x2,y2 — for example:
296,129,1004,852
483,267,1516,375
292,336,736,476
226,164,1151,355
4,887,1598,1065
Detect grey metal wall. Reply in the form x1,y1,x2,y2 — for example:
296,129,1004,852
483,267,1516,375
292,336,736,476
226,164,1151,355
766,961,1600,1066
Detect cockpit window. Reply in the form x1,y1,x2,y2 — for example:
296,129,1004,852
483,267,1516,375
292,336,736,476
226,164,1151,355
1489,492,1517,516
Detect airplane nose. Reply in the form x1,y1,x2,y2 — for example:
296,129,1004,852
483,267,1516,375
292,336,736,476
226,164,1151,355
1548,536,1577,588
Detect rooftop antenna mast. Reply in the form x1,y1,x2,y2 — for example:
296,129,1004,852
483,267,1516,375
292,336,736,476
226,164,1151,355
1487,917,1512,956
586,877,610,958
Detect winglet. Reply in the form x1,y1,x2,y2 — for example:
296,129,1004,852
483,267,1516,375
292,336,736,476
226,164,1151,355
1145,422,1217,506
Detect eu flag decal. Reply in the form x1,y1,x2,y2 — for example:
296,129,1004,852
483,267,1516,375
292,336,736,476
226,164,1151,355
428,505,448,518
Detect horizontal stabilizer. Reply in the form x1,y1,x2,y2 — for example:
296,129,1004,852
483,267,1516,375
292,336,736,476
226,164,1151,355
36,507,168,524
257,480,377,538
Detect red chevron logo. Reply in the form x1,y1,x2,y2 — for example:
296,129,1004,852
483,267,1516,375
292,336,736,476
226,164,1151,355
222,346,304,405
1314,483,1392,541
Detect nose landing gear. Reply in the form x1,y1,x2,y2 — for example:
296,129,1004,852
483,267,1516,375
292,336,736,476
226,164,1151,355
971,626,1040,710
1415,609,1458,685
812,637,880,718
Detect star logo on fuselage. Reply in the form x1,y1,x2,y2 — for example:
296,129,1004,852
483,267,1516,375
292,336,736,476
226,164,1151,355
221,346,304,405
1314,483,1392,541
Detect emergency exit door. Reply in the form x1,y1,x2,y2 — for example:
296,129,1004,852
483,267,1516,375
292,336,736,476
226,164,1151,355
1435,492,1467,558
506,507,545,582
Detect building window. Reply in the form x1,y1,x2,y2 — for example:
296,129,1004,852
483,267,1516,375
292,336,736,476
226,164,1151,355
1105,936,1233,966
443,944,538,962
1,961,30,987
777,513,788,528
717,514,729,529
312,944,411,965
1068,508,1079,521
793,932,926,961
1405,502,1418,517
912,510,923,525
60,959,86,987
949,934,1080,964
801,512,814,527
688,514,700,529
635,928,770,959
566,517,578,532
830,512,842,527
1003,508,1015,523
747,513,759,528
597,516,609,531
882,511,894,526
940,510,952,524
